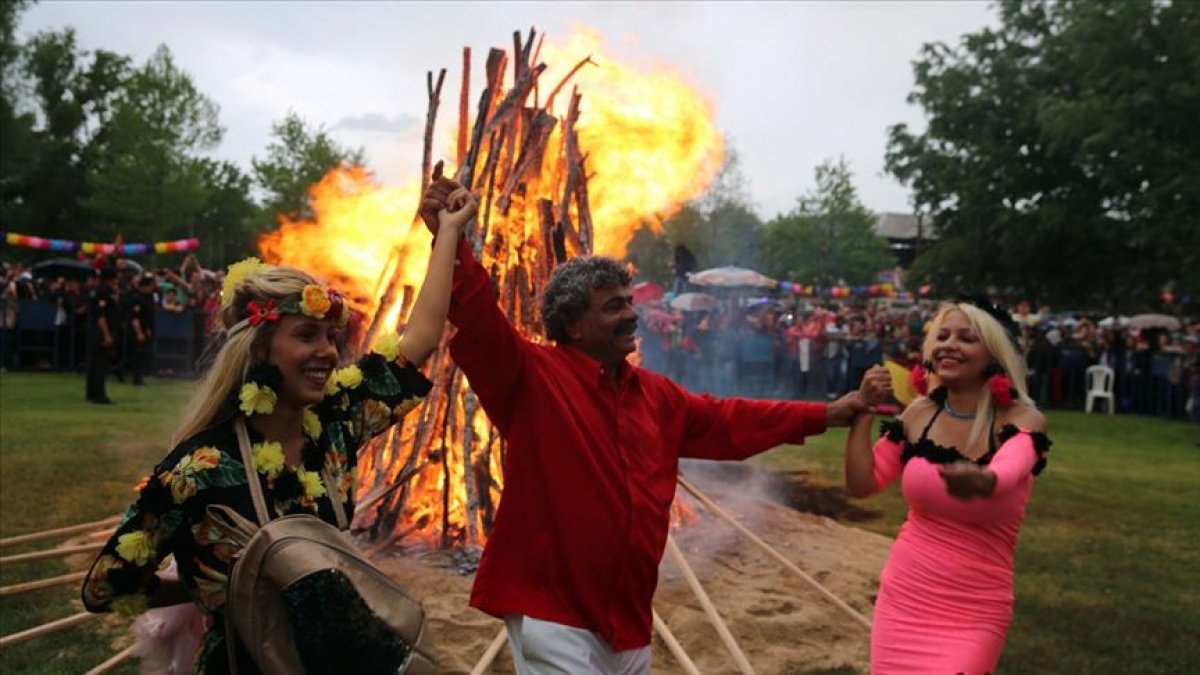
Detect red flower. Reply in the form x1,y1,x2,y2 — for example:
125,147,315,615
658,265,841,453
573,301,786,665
247,299,280,326
988,372,1015,407
910,363,929,396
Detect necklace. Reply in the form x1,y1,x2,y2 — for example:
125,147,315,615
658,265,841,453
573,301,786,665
942,400,977,420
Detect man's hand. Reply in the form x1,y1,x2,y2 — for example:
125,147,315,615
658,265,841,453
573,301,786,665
438,188,479,234
939,462,997,499
858,365,893,407
419,161,465,235
826,391,870,427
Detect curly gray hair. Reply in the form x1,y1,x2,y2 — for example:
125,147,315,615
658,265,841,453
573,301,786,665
541,256,632,343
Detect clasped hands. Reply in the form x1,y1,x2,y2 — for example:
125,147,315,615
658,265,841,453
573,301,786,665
826,365,893,427
419,160,477,235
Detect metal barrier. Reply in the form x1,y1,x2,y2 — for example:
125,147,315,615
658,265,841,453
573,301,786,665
1,300,204,376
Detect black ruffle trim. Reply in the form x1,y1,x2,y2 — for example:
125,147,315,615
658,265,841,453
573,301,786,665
901,437,974,466
928,386,948,405
997,424,1052,475
880,419,905,443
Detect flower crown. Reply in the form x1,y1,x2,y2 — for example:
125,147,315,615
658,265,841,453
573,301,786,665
222,257,349,335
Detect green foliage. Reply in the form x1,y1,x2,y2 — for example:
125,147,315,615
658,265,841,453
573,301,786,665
252,112,365,230
625,147,764,281
760,158,892,286
887,0,1200,311
84,45,223,242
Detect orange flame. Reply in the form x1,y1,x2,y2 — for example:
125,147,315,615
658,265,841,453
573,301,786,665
539,30,724,257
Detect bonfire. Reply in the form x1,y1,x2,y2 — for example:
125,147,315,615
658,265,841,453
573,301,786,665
259,28,724,550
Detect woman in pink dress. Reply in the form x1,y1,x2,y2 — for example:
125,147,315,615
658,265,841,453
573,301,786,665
845,300,1050,674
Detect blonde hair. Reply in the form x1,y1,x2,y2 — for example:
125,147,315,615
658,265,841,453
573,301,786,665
919,302,1035,452
171,265,321,446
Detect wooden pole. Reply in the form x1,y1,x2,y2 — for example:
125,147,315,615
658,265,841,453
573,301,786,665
0,612,97,648
0,542,104,565
468,625,508,675
0,571,86,598
676,476,873,630
84,645,136,675
652,609,703,675
664,534,755,675
0,516,120,548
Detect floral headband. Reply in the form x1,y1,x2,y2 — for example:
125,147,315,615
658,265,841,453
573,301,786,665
222,257,350,335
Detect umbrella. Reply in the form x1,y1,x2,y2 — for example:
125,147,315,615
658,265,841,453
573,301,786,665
1129,313,1181,331
687,265,777,289
31,258,94,281
631,281,664,306
669,292,719,312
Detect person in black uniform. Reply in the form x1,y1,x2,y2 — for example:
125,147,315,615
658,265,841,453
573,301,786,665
123,273,157,385
86,267,120,403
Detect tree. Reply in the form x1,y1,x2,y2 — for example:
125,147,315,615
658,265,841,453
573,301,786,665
0,0,37,238
11,28,132,240
84,45,222,243
886,0,1200,311
252,112,365,230
194,159,260,268
760,158,892,286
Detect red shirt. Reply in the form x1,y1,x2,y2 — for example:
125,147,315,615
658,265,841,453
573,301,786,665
447,240,830,650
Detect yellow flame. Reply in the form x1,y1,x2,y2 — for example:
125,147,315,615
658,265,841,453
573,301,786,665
540,30,724,257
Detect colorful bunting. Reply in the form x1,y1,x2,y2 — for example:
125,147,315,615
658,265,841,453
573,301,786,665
3,231,199,255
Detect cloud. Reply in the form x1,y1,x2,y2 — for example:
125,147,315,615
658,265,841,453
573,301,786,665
331,113,421,134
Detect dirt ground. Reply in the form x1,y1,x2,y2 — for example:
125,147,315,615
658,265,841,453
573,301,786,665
374,462,893,674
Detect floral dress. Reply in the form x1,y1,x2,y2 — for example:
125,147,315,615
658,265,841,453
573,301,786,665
82,346,432,674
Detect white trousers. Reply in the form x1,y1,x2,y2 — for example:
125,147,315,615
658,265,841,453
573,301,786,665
504,615,651,675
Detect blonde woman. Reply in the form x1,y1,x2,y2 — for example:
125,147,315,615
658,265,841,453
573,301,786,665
82,190,476,674
845,300,1050,674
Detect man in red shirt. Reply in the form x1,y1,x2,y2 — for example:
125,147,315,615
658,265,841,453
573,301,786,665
422,172,887,674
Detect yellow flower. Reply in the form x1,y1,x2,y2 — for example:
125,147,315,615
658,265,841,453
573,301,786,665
112,594,149,618
222,257,268,308
332,364,363,391
251,441,285,478
374,333,402,362
168,473,197,503
296,469,327,499
302,408,322,440
115,530,154,566
239,381,277,416
299,284,332,319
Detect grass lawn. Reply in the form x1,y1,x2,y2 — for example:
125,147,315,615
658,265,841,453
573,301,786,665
1,372,194,674
752,409,1200,674
2,371,1197,673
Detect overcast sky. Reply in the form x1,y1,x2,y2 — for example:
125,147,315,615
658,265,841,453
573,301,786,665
19,1,997,220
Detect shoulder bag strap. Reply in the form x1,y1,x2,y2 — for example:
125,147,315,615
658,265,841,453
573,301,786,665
323,466,348,531
234,416,270,526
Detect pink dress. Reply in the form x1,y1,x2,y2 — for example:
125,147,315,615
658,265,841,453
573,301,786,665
867,411,1050,674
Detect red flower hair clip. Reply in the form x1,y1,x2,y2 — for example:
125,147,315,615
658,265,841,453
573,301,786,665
247,298,280,326
910,362,929,396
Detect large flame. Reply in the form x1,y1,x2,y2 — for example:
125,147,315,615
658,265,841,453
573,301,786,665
261,29,722,305
538,30,724,257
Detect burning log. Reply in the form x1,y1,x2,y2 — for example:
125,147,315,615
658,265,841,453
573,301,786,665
356,28,597,548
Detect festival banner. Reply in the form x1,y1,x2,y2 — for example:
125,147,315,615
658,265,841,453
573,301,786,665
2,231,199,256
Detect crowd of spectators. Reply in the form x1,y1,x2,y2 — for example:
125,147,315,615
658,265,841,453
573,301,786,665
1,254,223,375
4,255,1198,423
638,295,1200,423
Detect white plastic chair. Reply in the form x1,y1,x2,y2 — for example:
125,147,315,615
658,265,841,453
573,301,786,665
1085,365,1115,414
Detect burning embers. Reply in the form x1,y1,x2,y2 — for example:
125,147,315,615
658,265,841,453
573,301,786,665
260,28,723,548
